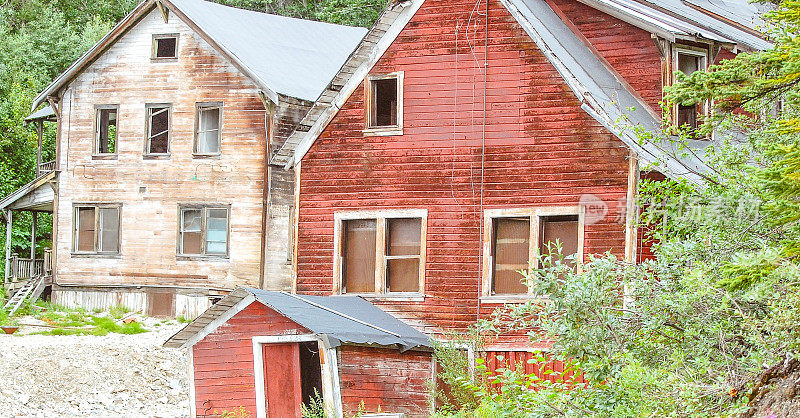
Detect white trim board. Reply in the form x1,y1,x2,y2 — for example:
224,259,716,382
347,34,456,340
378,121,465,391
179,293,256,349
251,334,343,418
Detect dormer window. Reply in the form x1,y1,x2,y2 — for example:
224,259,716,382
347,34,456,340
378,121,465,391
673,46,709,135
152,34,178,59
364,72,403,136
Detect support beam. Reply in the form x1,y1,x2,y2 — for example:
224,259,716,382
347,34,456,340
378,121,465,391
31,212,37,261
4,210,12,283
36,121,43,176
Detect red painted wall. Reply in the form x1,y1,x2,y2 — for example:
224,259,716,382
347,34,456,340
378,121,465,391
296,0,633,333
549,0,664,113
338,346,434,417
192,302,309,417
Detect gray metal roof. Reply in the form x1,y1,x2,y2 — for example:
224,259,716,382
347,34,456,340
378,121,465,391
168,0,367,102
24,105,55,122
32,0,367,110
164,287,431,351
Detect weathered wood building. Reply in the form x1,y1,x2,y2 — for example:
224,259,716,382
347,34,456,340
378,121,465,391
1,0,366,317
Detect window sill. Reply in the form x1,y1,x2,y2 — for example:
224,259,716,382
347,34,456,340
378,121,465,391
71,253,121,259
176,255,230,262
92,154,118,160
143,154,171,160
363,127,403,137
151,57,178,62
192,153,222,159
345,292,425,302
480,295,544,304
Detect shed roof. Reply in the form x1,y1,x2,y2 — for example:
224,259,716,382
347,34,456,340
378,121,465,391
24,105,55,122
164,288,431,351
32,0,366,110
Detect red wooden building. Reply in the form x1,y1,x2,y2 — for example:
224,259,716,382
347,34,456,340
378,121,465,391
165,287,433,417
170,0,769,416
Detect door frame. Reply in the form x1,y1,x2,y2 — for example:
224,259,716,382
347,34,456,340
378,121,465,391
252,334,343,418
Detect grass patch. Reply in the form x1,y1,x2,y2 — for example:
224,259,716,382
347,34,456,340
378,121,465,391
17,303,149,336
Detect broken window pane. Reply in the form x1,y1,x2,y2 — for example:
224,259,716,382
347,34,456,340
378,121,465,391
342,219,376,293
154,36,177,59
539,215,579,267
77,207,96,252
99,207,120,253
196,106,221,154
386,218,421,292
677,53,700,76
492,217,530,295
148,107,170,154
206,208,228,255
181,209,202,255
676,52,705,134
96,108,117,154
371,78,398,127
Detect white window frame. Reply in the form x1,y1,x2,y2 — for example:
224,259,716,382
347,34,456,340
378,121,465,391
194,102,223,157
93,104,119,158
72,203,122,256
363,71,404,136
481,206,585,302
177,204,231,259
333,209,427,299
672,45,710,129
251,334,342,418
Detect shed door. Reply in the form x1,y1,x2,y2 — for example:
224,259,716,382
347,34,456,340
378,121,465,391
263,343,302,417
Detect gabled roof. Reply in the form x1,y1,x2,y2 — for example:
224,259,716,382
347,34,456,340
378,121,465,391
164,287,431,351
277,0,767,185
32,0,366,110
0,171,56,212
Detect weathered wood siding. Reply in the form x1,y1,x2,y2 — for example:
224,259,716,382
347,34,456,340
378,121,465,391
192,301,309,416
295,0,632,332
54,9,273,291
550,0,664,113
338,346,434,417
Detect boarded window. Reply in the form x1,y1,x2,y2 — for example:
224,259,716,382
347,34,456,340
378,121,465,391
385,218,421,292
74,205,120,254
491,218,530,295
342,219,376,293
195,105,221,155
146,291,175,317
675,51,706,133
539,215,579,266
153,35,177,59
147,106,170,154
180,206,229,256
95,107,117,154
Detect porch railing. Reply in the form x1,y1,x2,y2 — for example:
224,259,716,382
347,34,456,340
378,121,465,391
6,248,52,283
38,160,55,174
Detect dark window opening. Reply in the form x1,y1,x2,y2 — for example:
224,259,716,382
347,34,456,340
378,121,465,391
342,219,376,293
491,217,530,295
299,341,323,410
385,218,421,292
676,51,706,135
96,108,117,154
539,215,579,267
74,205,120,254
154,36,177,59
370,77,398,128
147,106,170,154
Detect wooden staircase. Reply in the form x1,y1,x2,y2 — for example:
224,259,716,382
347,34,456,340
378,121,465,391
3,273,45,315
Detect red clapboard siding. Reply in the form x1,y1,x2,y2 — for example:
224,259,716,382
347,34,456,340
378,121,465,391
482,351,586,387
296,0,633,335
192,302,309,417
338,346,434,417
549,0,664,114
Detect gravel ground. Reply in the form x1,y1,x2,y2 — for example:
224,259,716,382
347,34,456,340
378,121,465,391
0,318,190,417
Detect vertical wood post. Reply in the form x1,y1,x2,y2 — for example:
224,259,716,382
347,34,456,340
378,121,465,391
4,210,11,282
31,212,37,261
36,120,43,176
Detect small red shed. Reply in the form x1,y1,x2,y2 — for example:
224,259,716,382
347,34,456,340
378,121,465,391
165,287,434,418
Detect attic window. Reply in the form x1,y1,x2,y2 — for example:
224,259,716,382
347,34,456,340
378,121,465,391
153,34,178,59
365,72,403,135
673,47,708,136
